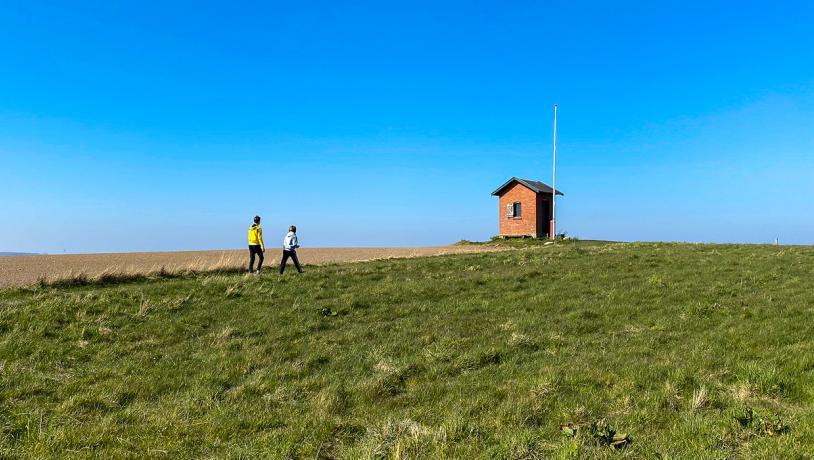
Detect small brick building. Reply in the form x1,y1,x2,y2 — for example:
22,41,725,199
491,177,564,238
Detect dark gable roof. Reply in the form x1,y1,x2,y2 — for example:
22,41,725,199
491,177,564,196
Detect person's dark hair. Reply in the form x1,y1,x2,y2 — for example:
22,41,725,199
289,225,296,233
253,215,261,224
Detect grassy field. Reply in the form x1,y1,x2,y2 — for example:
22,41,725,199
1,241,813,458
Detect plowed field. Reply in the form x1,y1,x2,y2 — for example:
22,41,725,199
0,246,503,288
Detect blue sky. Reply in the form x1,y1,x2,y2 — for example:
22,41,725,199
1,1,813,253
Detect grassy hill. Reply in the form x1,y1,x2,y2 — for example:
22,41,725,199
1,241,813,458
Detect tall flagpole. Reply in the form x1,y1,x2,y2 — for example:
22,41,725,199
551,104,558,240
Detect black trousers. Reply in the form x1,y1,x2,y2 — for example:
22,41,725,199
248,245,264,272
279,249,302,273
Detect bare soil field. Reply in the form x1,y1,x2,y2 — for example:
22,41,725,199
0,246,504,288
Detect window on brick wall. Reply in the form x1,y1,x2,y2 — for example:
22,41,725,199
505,202,522,218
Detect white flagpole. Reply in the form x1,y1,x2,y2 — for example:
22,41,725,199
551,104,558,240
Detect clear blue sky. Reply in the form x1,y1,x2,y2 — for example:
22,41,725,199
2,1,813,253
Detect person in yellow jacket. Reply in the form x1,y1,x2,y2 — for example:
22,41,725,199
247,215,265,273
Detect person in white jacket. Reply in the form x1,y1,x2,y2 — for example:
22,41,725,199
279,225,303,274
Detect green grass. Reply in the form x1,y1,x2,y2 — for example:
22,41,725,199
2,242,814,458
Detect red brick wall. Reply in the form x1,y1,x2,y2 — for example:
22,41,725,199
497,183,555,237
498,183,539,237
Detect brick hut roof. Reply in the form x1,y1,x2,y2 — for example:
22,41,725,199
491,177,564,196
